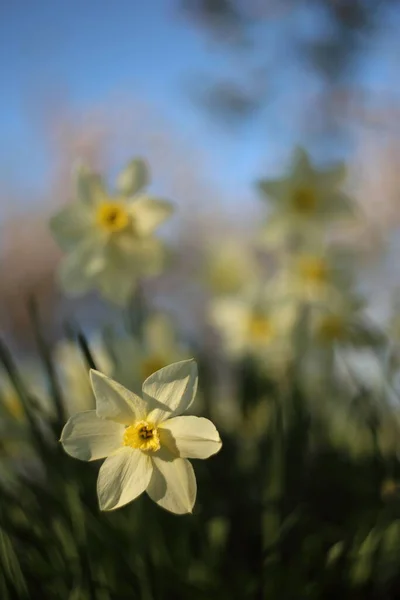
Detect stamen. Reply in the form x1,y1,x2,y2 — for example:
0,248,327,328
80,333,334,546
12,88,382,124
96,202,130,233
123,420,160,452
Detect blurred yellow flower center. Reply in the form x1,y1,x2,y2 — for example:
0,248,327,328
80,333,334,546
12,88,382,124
123,420,160,452
298,257,329,284
248,315,274,342
317,315,345,342
141,357,167,381
96,202,130,233
292,186,317,214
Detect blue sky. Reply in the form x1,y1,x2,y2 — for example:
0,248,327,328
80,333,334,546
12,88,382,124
0,0,262,200
0,0,398,208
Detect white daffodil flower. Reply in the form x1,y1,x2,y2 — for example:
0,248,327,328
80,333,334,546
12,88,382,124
209,291,297,377
50,158,173,305
257,147,353,248
271,248,354,306
60,359,222,514
204,239,261,296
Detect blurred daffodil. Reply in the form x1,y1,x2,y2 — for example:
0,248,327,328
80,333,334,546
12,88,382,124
204,239,261,296
209,291,296,373
297,297,383,397
272,248,353,306
50,159,173,305
310,297,381,349
108,312,190,394
60,359,221,514
257,147,352,248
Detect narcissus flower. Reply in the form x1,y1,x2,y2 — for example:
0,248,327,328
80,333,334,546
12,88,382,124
209,291,296,374
204,239,261,296
310,298,382,349
272,248,354,305
257,147,353,247
50,158,173,305
108,312,190,394
60,359,222,514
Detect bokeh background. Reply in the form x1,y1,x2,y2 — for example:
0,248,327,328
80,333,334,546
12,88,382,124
3,2,400,599
3,0,400,348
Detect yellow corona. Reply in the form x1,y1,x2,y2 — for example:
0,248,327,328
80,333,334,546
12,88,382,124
298,256,329,285
291,186,317,214
123,420,161,452
96,202,130,233
248,315,274,342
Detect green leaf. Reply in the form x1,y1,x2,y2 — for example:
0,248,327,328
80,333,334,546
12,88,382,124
0,528,28,597
326,541,345,567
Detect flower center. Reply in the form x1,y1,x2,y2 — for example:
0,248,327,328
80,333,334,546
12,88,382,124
248,315,274,342
123,420,160,452
141,357,167,381
292,186,317,214
298,257,329,285
317,315,345,342
96,201,130,233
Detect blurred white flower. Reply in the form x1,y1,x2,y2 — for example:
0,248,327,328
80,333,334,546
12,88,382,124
108,312,190,395
271,248,354,306
60,359,221,514
310,296,381,349
209,289,296,374
50,158,173,305
257,147,353,248
203,239,262,296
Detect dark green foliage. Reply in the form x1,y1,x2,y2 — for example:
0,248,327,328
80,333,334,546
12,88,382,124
1,323,400,598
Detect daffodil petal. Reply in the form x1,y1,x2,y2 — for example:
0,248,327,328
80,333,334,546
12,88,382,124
116,158,149,197
97,447,152,511
94,264,137,307
159,416,222,459
129,195,173,236
57,236,106,296
209,297,249,358
90,370,147,424
60,411,124,461
143,359,198,424
147,456,196,514
144,313,177,357
316,162,347,188
50,202,93,250
291,146,312,176
58,256,93,296
257,178,286,201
